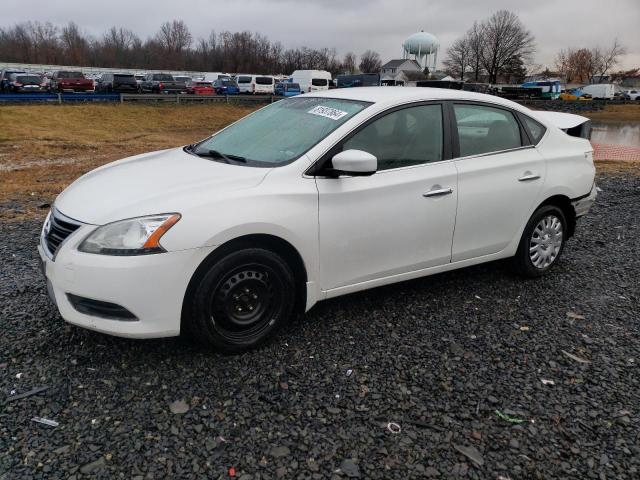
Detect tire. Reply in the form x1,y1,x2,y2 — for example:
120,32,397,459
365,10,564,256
512,205,567,277
184,248,296,353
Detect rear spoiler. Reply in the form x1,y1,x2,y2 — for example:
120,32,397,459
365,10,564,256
535,111,592,140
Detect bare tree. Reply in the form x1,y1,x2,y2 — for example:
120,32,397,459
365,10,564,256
591,39,626,81
341,52,358,74
480,10,535,83
467,22,485,81
359,50,382,73
443,36,472,80
60,22,90,65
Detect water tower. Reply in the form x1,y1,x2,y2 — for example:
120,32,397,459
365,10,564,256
402,30,439,72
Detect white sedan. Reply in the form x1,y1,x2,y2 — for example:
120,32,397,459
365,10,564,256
39,87,597,352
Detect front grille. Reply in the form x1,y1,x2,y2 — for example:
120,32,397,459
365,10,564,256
45,209,83,257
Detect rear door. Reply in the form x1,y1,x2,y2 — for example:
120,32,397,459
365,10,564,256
450,102,545,262
315,102,458,290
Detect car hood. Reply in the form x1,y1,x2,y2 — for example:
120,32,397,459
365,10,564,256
55,147,271,225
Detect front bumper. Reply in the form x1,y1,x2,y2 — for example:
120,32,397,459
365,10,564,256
39,225,215,338
572,183,597,218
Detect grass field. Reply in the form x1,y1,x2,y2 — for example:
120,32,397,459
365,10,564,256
0,103,257,220
0,102,638,221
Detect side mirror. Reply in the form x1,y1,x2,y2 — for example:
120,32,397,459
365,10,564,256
330,149,377,177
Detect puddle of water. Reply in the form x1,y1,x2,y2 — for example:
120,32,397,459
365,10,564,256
591,121,640,148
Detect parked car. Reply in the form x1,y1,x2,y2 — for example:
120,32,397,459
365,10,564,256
49,71,95,93
290,70,332,93
213,78,240,95
6,73,48,93
139,73,187,94
623,90,640,101
248,76,275,94
0,69,26,93
188,81,215,95
96,73,138,93
40,87,596,353
174,75,193,86
274,82,302,97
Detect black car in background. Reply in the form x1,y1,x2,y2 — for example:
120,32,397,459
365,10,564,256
96,73,138,93
0,69,26,93
138,73,187,94
7,73,47,93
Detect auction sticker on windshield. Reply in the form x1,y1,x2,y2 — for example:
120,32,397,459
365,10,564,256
307,105,349,120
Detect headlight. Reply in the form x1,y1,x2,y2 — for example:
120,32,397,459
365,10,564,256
78,214,181,256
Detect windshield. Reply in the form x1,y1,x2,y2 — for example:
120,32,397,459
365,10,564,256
256,76,273,85
153,74,174,81
237,76,251,83
16,75,42,83
193,97,370,166
58,71,84,79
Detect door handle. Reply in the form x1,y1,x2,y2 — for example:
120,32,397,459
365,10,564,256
518,173,540,182
423,187,453,198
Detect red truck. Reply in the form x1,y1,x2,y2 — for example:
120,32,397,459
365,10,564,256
49,71,95,93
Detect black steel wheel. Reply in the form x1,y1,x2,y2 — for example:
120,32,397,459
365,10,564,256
184,248,296,353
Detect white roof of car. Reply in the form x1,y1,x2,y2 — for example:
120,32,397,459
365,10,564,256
306,86,521,109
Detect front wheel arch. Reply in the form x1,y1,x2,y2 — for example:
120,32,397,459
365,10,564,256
181,234,308,333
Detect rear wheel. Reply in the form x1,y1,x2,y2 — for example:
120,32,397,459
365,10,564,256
512,205,567,277
184,248,296,353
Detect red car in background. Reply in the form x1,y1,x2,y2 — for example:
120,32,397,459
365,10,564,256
49,71,95,93
188,81,215,95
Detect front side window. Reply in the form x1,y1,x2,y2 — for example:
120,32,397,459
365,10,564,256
342,104,443,170
454,104,522,157
193,97,370,166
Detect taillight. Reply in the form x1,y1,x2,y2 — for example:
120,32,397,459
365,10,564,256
40,83,47,87
14,83,23,87
158,82,164,89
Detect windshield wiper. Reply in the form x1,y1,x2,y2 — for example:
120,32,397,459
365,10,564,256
195,149,247,163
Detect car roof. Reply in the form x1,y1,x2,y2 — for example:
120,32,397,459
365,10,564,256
305,86,524,111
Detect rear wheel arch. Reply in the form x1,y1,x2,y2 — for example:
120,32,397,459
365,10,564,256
181,234,309,329
535,195,576,238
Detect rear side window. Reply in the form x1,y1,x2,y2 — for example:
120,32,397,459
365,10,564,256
342,104,443,170
454,104,522,157
519,114,547,145
312,78,328,86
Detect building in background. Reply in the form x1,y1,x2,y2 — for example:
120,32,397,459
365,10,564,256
380,59,426,86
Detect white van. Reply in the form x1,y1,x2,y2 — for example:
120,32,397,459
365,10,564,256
203,72,232,83
581,84,615,100
235,75,275,94
290,70,332,93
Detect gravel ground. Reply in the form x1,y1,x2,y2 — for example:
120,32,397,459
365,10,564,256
1,172,639,479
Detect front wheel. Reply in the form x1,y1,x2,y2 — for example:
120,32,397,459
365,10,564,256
184,248,296,353
512,205,567,277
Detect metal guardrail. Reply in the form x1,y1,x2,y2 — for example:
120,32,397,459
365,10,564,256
0,93,279,105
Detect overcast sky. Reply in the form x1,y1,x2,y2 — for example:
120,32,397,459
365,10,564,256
3,0,639,70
